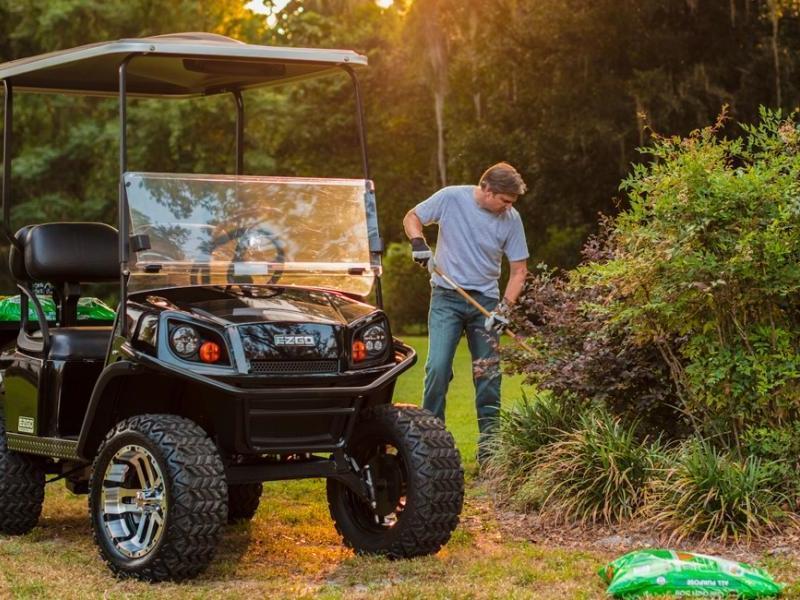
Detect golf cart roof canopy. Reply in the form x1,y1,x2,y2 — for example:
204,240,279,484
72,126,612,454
0,32,368,98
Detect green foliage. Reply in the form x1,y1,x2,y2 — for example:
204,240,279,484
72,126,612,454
504,262,683,437
530,409,665,524
578,108,800,437
5,0,800,314
493,389,580,457
742,423,800,507
489,401,665,523
484,390,581,505
380,242,431,334
492,109,800,539
646,439,790,542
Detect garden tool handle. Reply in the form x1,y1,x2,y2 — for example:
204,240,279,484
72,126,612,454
432,266,535,355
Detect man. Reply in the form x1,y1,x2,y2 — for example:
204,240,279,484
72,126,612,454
402,162,529,462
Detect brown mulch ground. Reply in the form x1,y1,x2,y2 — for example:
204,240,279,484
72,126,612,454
471,485,800,565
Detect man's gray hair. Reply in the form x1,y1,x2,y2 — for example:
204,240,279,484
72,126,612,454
479,162,527,195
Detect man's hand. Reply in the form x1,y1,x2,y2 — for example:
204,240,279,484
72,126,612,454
484,299,511,333
410,237,432,268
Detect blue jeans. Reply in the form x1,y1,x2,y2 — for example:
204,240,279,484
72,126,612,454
422,286,501,460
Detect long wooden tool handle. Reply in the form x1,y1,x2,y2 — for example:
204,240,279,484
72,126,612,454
432,266,535,355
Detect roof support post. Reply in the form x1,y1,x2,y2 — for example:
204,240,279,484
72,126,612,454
1,80,18,247
342,66,370,181
118,55,135,337
233,91,244,175
341,66,383,307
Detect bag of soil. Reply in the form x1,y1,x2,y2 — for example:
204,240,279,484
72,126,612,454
0,295,115,322
598,549,782,598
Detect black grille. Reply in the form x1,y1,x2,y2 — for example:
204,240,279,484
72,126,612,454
249,360,339,374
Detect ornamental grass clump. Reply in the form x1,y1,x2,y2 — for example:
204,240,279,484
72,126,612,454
530,409,666,524
646,439,790,542
484,390,581,507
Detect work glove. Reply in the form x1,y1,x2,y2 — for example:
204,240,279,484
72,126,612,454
484,299,511,334
410,237,432,268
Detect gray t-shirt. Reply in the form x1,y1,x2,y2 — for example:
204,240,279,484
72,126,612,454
413,185,529,299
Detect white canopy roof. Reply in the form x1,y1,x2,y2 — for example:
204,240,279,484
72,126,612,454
0,33,368,97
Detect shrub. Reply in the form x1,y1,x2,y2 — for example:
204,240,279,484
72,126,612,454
381,241,431,334
491,109,800,540
525,408,665,523
646,439,790,542
505,262,683,437
742,424,800,509
578,108,800,437
506,108,800,440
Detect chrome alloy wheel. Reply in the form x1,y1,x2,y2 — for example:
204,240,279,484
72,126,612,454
100,444,167,559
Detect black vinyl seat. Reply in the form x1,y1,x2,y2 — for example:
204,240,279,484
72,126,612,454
30,327,113,360
9,222,118,360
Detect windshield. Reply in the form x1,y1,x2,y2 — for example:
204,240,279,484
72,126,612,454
124,173,378,296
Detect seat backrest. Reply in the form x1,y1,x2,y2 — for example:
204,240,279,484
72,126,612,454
24,222,118,283
9,225,34,282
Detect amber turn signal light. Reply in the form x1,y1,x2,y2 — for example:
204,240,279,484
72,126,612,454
199,341,221,363
352,340,367,362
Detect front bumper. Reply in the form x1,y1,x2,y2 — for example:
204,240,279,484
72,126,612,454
121,339,417,454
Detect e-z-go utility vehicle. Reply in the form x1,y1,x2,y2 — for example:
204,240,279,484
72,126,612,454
0,33,464,581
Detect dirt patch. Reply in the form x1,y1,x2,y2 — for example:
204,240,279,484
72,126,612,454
473,483,800,565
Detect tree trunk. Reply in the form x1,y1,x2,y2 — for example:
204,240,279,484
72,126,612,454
468,9,481,121
768,0,782,107
434,91,447,187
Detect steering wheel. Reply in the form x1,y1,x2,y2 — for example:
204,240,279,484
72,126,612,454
207,225,286,285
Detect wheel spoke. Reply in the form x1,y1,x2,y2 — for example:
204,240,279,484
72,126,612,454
130,454,148,490
116,487,140,500
142,454,158,490
137,512,158,550
104,501,141,516
132,510,149,548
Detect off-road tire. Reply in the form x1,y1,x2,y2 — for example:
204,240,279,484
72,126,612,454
0,410,45,535
327,405,464,558
227,483,262,523
89,414,227,581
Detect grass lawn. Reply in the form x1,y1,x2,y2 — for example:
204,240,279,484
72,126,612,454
394,335,530,470
1,336,797,598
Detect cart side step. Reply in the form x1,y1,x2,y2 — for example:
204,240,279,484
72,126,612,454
7,433,80,460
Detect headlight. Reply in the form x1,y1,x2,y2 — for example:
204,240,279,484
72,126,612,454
170,325,200,357
362,325,387,355
167,320,230,365
352,321,389,364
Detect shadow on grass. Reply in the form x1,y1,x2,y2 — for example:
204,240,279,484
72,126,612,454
206,522,260,577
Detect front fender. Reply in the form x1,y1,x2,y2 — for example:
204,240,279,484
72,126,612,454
76,360,141,459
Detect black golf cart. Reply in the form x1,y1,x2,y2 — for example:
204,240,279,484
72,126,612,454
0,33,464,582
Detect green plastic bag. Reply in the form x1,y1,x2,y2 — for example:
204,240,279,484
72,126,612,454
598,549,783,598
0,295,115,322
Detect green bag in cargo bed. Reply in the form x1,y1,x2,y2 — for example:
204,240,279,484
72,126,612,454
0,295,115,322
598,549,782,598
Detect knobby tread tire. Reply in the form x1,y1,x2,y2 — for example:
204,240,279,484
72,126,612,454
88,414,227,582
0,410,45,535
327,404,464,558
227,483,262,523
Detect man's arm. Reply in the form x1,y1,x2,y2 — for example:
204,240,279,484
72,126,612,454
503,260,528,305
402,209,424,240
403,209,432,267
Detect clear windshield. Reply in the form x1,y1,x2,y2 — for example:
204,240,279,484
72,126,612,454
124,173,378,296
